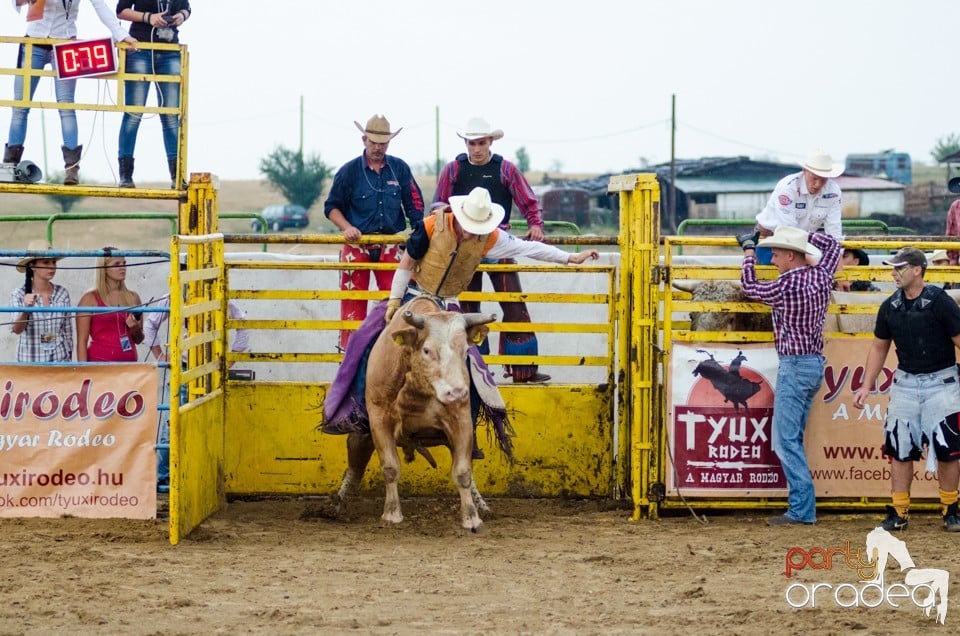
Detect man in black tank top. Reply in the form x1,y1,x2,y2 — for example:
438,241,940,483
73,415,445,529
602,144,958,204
434,117,549,383
853,247,960,532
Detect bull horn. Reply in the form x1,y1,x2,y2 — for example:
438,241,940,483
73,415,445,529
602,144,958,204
672,280,697,293
462,312,497,328
401,310,425,329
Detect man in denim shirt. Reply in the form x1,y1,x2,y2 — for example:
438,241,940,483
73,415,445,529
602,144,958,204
325,114,424,349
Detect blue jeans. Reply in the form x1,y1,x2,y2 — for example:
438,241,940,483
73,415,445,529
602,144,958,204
118,49,181,159
7,44,78,148
772,354,824,523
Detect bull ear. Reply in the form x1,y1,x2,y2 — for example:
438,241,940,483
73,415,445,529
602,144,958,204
467,324,490,345
391,326,419,348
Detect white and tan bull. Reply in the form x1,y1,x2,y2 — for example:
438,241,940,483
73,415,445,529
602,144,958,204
335,296,496,531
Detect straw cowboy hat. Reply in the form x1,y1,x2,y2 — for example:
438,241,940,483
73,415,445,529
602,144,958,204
801,149,844,179
457,117,504,141
353,114,401,143
929,249,949,265
449,187,505,235
757,226,822,260
16,239,62,272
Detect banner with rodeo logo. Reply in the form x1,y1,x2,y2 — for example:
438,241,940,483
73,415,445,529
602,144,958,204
667,340,940,498
0,364,157,519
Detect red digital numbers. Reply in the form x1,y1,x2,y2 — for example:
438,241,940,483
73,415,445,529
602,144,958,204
53,38,117,80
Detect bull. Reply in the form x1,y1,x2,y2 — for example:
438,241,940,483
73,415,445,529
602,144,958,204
333,296,498,532
691,349,762,414
672,280,773,332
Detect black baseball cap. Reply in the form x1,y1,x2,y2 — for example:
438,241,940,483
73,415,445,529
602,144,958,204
883,247,927,268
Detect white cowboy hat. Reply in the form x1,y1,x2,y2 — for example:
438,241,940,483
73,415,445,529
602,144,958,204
353,114,401,143
448,187,505,235
929,249,949,265
801,149,844,179
456,117,504,141
16,239,62,272
756,226,822,260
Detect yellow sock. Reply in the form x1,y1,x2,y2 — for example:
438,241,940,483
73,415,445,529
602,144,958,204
892,491,910,518
939,489,958,516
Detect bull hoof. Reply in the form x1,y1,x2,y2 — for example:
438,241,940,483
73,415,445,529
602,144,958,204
461,518,484,533
299,500,343,521
381,511,404,524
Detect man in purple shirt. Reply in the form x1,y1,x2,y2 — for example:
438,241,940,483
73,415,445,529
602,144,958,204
738,225,841,525
434,117,548,383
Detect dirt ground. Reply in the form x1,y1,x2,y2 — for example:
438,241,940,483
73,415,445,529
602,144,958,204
0,495,955,635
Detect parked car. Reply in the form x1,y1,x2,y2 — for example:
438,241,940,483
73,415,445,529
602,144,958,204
251,204,309,232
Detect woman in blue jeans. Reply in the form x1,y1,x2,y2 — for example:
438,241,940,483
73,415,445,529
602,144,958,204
4,0,134,184
116,0,191,188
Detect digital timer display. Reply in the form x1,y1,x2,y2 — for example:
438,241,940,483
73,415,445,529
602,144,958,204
53,38,117,80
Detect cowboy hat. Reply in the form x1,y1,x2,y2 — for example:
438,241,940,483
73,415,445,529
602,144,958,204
448,187,505,235
929,249,950,265
801,149,844,179
16,239,62,272
456,117,504,141
353,114,401,143
843,247,871,267
756,226,822,259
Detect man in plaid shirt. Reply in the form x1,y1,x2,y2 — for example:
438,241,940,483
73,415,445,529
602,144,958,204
738,225,841,525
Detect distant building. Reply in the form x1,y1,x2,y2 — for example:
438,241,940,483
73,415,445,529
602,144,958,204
545,156,906,229
844,151,911,185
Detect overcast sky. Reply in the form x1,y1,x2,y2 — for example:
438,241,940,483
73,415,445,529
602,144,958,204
3,0,958,184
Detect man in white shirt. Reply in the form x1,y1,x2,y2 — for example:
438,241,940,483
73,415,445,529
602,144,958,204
753,149,844,265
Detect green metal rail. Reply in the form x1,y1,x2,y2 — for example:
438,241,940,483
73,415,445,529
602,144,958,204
0,212,269,251
676,218,906,235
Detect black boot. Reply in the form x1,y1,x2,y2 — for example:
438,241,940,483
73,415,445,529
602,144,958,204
62,145,81,185
118,156,135,188
168,158,181,189
3,144,24,164
471,431,484,460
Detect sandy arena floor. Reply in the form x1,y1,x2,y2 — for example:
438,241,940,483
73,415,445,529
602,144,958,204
0,495,956,635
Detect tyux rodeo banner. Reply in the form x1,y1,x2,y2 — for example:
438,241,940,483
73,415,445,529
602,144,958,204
668,340,939,499
0,364,157,519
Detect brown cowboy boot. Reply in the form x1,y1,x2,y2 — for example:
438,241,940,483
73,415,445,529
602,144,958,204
62,145,82,185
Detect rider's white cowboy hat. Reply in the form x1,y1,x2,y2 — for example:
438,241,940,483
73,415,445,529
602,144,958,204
353,114,401,143
449,187,505,235
456,117,504,141
16,239,62,272
756,225,822,260
801,149,844,178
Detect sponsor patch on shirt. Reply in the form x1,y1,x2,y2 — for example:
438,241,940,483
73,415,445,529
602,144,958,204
795,202,806,209
387,180,400,186
822,193,838,199
778,194,792,206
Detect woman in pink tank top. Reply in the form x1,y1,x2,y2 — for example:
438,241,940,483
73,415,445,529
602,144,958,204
76,248,144,362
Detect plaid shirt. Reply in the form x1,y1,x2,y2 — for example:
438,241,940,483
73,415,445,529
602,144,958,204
740,233,841,356
9,285,74,362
